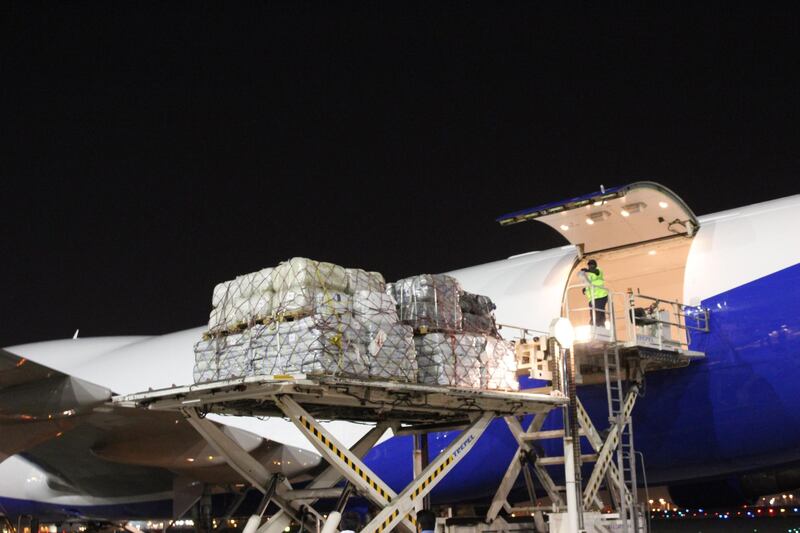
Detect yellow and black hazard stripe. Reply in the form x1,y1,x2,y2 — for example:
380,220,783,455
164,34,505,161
412,455,453,499
372,454,455,533
298,416,420,531
299,416,392,502
375,509,401,533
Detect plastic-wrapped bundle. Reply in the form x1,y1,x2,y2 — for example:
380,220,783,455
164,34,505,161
249,294,272,322
209,268,275,333
346,268,385,294
357,321,417,381
273,258,348,293
250,315,367,378
208,307,225,336
193,339,220,383
394,274,463,332
216,332,254,381
482,337,519,391
353,290,398,324
273,289,351,318
459,292,496,315
213,268,275,307
461,313,495,335
414,333,486,388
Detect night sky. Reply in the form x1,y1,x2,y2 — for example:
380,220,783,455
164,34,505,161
2,4,798,346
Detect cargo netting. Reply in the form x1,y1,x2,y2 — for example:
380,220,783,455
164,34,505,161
194,258,517,390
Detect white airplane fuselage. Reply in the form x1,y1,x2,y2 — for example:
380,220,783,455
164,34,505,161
2,192,800,519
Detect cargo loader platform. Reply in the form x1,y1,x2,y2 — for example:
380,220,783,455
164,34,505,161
114,375,567,533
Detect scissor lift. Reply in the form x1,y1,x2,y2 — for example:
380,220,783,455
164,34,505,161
114,374,567,533
497,287,709,532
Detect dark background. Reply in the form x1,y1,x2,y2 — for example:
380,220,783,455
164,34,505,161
1,3,798,345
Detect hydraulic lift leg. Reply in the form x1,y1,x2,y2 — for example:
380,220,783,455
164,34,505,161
182,408,316,532
275,395,417,533
361,412,494,533
260,422,393,533
486,412,563,523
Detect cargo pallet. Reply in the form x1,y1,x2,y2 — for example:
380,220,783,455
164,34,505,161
114,374,567,533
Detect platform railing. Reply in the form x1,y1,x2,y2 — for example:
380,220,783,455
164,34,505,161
563,280,709,351
623,292,709,351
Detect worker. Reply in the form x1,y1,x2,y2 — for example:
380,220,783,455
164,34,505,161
581,259,608,326
417,510,437,533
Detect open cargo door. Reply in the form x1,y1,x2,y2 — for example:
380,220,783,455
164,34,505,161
497,181,699,253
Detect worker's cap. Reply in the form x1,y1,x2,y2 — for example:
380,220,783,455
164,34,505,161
587,259,597,267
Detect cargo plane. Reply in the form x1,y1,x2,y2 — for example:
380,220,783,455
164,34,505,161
2,182,799,526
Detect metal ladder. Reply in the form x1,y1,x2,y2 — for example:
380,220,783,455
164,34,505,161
604,344,643,532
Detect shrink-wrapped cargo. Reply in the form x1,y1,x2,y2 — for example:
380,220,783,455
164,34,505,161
204,332,253,381
482,337,519,391
250,315,366,378
358,321,417,381
346,268,385,293
394,274,462,332
273,289,351,318
213,269,274,308
273,258,348,293
459,292,496,315
193,338,219,383
197,258,516,390
353,290,398,324
414,333,486,388
208,307,225,335
462,313,495,335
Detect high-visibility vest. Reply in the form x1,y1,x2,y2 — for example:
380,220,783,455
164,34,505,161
585,269,608,300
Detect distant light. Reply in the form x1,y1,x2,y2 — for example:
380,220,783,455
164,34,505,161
560,224,570,231
620,209,630,217
659,201,669,208
648,250,657,256
186,458,195,462
586,218,595,225
208,455,214,461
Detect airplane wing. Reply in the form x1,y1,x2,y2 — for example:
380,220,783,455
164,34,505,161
0,348,321,502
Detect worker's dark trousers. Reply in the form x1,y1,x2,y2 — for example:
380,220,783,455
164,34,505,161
591,296,608,326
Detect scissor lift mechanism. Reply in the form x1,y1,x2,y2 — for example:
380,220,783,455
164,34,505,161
114,375,566,533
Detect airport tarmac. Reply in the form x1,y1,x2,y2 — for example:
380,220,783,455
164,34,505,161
651,516,800,532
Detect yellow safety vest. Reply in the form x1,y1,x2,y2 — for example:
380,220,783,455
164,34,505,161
585,269,608,300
